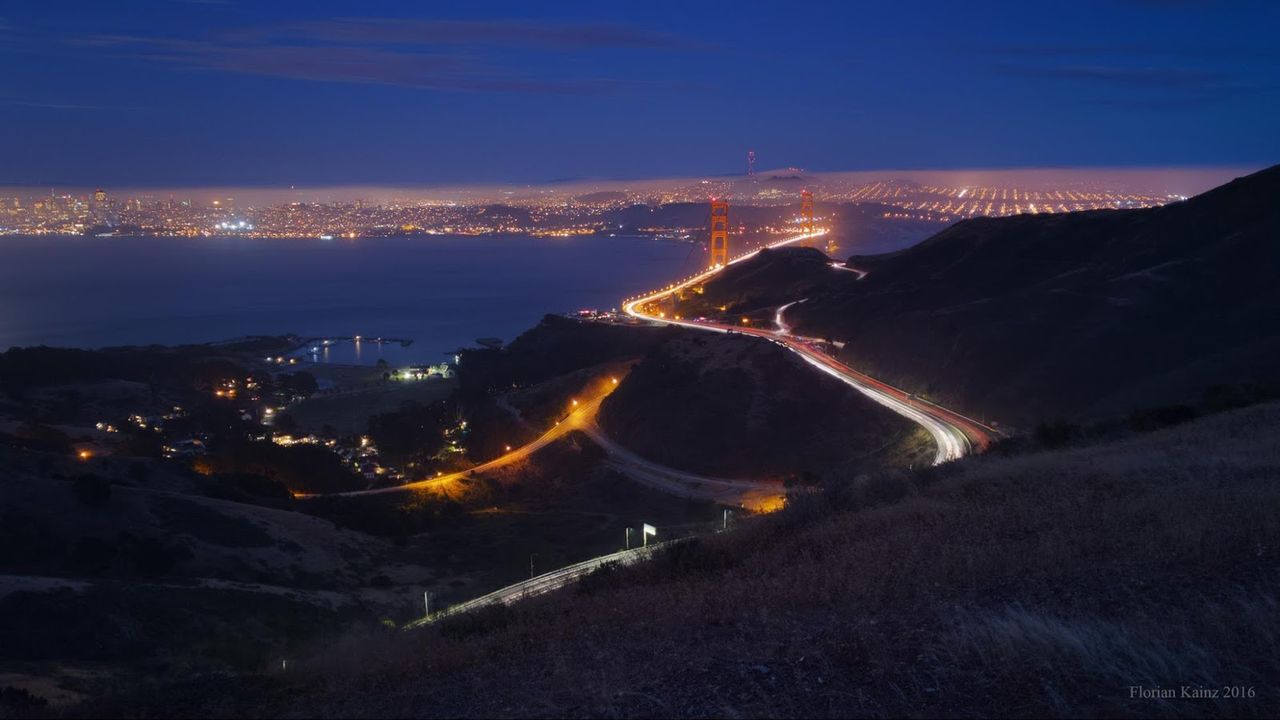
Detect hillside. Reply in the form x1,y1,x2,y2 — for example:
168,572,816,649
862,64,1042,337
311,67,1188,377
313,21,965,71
723,165,1280,425
599,330,927,478
119,398,1280,717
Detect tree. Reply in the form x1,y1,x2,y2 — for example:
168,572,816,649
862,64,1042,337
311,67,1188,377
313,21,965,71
273,413,299,434
72,474,112,507
279,371,318,396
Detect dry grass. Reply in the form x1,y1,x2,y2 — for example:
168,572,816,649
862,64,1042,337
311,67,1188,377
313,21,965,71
91,401,1280,717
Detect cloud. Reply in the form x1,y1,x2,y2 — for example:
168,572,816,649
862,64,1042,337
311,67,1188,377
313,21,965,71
3,98,143,111
996,63,1228,89
232,18,688,50
995,61,1280,107
88,36,618,94
73,18,686,95
973,42,1279,62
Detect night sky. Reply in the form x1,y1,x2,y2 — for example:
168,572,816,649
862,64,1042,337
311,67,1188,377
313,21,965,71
1,0,1276,187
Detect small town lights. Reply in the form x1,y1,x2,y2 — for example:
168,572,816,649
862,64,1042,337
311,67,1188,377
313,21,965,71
77,449,92,461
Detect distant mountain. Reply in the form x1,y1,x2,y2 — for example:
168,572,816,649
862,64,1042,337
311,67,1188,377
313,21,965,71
573,190,629,204
777,164,1280,425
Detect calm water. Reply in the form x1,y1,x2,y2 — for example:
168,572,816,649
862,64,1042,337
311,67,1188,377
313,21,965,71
0,234,698,363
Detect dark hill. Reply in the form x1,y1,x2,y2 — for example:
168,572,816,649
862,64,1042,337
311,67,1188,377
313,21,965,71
781,164,1280,424
138,398,1280,717
598,330,926,478
675,246,839,318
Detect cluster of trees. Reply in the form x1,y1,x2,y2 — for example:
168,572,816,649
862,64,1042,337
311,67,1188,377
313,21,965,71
366,400,455,468
201,440,363,495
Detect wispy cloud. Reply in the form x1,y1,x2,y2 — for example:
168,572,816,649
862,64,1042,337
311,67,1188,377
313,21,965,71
974,39,1278,108
5,100,142,111
992,62,1275,106
230,18,689,50
973,42,1280,62
72,18,687,95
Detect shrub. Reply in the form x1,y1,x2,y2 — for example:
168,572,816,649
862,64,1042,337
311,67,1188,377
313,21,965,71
1128,404,1199,432
0,686,49,712
72,474,112,507
119,534,188,576
70,537,117,574
1034,419,1080,448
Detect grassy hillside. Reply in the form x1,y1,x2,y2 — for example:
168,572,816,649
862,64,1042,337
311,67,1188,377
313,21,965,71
120,398,1280,717
599,330,928,478
798,165,1280,424
671,246,845,320
682,166,1280,427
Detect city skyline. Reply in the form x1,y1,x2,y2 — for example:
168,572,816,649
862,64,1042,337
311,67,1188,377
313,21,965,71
2,1,1277,186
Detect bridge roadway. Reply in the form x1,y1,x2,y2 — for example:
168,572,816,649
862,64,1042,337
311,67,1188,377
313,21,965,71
620,230,996,464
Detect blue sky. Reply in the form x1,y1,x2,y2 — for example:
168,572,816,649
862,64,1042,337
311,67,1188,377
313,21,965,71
1,0,1276,186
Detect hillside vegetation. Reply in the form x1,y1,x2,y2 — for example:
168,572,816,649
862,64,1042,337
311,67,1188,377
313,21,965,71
124,399,1280,718
804,165,1280,424
692,165,1280,427
599,330,927,478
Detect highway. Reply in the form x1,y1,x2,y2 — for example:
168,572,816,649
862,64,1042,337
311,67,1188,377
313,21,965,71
301,377,783,507
621,230,995,465
294,391,612,498
405,541,678,627
581,421,784,511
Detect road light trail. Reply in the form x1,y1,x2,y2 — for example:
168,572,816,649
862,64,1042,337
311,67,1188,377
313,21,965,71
580,421,783,511
406,541,681,627
299,379,782,506
774,299,803,334
621,230,995,465
295,393,610,498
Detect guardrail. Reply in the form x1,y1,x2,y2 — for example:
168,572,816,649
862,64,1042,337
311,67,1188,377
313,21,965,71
405,539,685,629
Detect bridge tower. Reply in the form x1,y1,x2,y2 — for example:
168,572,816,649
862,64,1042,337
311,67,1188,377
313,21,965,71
709,199,729,269
800,190,815,235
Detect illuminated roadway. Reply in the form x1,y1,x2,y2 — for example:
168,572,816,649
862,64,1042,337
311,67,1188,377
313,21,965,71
305,231,991,501
620,230,995,464
405,541,678,627
301,382,782,507
295,394,612,498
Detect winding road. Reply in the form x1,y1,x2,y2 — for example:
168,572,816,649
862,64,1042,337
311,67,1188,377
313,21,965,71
621,230,995,464
300,378,783,507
